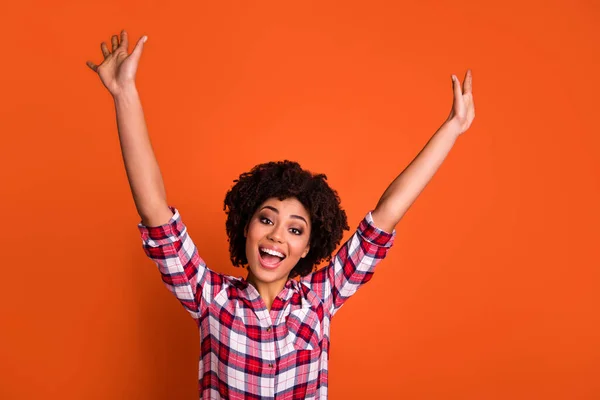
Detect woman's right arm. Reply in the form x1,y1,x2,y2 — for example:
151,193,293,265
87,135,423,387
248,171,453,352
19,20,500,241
87,30,222,318
113,85,172,225
123,88,215,317
85,30,169,224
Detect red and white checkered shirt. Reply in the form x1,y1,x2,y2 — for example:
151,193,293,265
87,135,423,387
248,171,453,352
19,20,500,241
138,206,396,399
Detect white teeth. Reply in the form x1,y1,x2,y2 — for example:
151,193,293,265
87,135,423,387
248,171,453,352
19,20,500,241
260,247,285,258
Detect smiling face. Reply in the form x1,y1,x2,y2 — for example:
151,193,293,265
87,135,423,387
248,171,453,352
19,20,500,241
244,197,311,291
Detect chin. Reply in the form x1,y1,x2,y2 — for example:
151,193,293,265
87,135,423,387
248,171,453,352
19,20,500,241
249,258,292,283
252,272,281,284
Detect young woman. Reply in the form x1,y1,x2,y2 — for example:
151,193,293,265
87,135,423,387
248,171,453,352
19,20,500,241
87,30,475,400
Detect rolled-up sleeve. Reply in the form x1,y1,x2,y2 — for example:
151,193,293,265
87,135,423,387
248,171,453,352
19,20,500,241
302,210,396,318
138,206,220,320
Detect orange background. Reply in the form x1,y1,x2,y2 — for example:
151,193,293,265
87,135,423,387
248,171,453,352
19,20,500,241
1,0,599,399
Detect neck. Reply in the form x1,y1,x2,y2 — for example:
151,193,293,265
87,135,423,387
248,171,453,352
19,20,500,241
246,271,289,312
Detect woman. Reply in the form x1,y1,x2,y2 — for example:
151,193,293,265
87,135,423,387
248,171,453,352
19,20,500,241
86,29,475,399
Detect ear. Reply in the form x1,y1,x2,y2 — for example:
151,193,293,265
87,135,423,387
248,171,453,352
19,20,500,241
301,245,310,258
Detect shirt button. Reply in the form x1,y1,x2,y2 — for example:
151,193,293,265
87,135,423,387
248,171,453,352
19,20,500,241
269,363,274,368
266,327,271,332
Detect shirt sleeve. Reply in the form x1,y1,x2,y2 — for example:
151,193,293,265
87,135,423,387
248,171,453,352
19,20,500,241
300,210,396,318
138,206,223,320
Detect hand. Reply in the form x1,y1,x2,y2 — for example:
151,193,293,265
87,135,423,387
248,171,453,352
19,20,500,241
86,30,147,97
446,69,475,135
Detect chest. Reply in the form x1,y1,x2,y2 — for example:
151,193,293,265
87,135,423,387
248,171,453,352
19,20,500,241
203,288,326,356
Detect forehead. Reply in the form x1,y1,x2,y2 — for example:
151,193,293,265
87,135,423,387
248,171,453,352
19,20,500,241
258,197,310,218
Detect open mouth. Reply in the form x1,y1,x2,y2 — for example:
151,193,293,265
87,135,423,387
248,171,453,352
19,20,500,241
259,247,286,268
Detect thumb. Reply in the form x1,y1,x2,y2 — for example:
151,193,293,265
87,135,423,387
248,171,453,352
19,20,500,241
452,74,462,99
131,35,147,60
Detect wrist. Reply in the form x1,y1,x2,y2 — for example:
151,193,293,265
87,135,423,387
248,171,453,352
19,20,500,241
112,84,139,102
442,118,462,138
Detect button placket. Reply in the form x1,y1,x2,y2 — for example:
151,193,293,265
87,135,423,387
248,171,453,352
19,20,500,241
265,325,274,370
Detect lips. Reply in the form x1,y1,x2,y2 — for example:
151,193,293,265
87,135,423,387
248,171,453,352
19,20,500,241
258,252,283,269
259,245,286,258
258,247,285,270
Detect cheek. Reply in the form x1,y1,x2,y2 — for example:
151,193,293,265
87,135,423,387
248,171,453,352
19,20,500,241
245,219,258,237
245,222,264,252
290,238,309,258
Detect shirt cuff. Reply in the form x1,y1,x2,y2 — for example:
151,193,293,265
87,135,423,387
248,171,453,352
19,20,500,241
357,210,396,248
137,206,182,243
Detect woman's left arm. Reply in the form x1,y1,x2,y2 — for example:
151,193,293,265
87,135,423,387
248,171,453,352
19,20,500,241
371,70,476,233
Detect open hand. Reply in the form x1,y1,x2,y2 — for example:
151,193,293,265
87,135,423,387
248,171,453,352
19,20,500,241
446,69,475,135
86,30,147,97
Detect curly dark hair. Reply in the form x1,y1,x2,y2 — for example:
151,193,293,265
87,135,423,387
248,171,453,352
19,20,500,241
223,160,349,279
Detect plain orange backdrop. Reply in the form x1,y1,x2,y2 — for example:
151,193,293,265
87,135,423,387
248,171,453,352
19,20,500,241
1,0,599,399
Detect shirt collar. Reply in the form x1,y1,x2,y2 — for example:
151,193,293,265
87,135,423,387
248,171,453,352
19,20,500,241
233,275,298,297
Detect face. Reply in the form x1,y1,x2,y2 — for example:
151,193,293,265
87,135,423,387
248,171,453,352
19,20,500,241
244,197,311,288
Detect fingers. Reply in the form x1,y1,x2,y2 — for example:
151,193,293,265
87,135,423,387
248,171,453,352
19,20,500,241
120,30,129,52
100,30,128,59
111,34,119,51
90,30,130,72
86,60,98,73
463,69,472,94
101,42,110,58
452,69,473,97
452,74,462,100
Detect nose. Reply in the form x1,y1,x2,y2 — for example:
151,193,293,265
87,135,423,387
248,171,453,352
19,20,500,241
267,223,285,243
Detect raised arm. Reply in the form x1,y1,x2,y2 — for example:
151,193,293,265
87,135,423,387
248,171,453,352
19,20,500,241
372,70,476,232
302,71,475,317
113,86,173,225
87,30,220,319
86,30,171,225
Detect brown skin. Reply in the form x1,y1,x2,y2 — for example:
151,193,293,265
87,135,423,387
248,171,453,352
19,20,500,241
86,30,148,97
86,31,477,311
244,197,311,311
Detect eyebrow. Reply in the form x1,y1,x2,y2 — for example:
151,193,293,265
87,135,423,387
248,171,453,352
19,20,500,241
260,206,308,226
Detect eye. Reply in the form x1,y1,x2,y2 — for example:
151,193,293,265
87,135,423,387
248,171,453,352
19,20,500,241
259,217,272,225
290,228,303,235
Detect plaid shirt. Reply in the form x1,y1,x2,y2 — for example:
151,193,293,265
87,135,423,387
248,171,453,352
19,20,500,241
138,206,396,399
